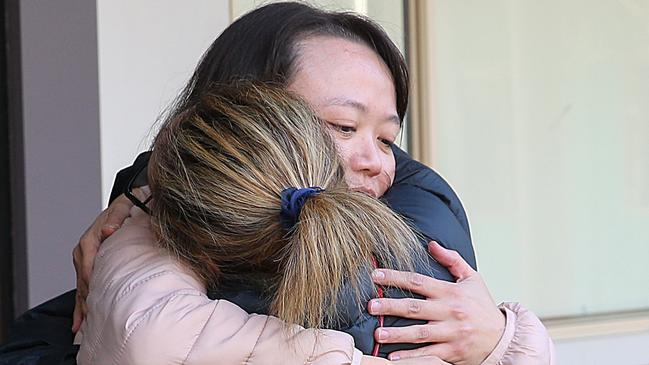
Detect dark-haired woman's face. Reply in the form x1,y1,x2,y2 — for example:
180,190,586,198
288,36,399,198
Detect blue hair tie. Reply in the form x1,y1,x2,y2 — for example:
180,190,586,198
280,187,323,231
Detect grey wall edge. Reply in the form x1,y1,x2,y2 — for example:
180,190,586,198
16,0,101,311
6,0,28,319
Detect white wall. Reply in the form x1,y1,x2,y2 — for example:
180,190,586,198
97,0,231,205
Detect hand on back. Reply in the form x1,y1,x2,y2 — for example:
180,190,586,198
71,189,148,332
368,241,506,365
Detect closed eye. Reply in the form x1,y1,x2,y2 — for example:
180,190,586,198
326,121,356,135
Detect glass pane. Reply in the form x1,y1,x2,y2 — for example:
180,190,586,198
427,0,649,318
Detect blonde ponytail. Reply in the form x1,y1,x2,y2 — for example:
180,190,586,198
274,188,424,328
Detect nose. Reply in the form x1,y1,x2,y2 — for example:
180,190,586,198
349,136,382,177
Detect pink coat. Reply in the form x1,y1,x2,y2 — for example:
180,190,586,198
77,206,554,364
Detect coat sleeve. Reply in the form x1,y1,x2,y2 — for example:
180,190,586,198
77,207,362,365
481,303,555,365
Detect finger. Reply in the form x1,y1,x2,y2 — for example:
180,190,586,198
368,297,447,320
72,294,82,333
80,240,98,287
72,245,91,301
75,240,93,300
77,279,89,302
391,355,451,365
81,295,88,318
77,218,104,286
375,323,453,345
101,195,133,240
372,269,449,298
131,186,149,202
72,245,82,275
100,224,119,241
428,241,474,281
389,343,455,363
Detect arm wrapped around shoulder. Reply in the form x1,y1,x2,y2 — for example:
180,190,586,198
121,294,362,365
77,207,362,365
482,302,555,365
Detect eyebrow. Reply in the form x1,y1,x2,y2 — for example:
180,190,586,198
322,97,401,126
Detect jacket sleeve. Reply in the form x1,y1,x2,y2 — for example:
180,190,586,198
77,207,362,365
481,303,555,365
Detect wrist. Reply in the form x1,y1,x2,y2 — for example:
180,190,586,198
480,304,517,365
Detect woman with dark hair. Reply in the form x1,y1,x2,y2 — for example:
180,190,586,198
0,2,553,365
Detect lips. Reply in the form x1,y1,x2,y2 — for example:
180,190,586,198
350,186,378,198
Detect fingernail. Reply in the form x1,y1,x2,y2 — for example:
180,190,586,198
389,354,400,361
372,269,385,280
369,299,381,313
378,329,389,341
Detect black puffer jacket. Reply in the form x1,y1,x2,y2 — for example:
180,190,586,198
0,146,475,363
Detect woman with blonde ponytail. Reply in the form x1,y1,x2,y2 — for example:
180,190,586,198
77,82,435,364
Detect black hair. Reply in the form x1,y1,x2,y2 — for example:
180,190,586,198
170,1,409,123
